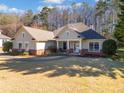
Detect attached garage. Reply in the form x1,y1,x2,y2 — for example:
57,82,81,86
12,26,56,55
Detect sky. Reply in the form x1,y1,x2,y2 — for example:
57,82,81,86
0,0,98,14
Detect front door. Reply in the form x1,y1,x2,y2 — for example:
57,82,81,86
63,42,67,50
74,42,80,53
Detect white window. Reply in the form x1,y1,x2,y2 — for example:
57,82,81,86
89,42,100,52
2,39,7,44
19,43,22,49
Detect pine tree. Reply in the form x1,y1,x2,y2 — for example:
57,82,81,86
114,0,124,46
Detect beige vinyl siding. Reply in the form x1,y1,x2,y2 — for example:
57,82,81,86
36,41,56,50
82,39,105,51
57,29,79,40
13,28,36,50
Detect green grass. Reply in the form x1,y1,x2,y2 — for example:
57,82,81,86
118,48,124,52
112,48,124,62
117,48,124,56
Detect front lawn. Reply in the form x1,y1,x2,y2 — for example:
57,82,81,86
113,48,124,62
0,56,124,93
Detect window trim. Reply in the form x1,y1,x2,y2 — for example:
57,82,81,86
88,42,100,52
2,39,7,44
18,42,23,50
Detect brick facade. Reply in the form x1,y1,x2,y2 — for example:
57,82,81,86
29,49,56,55
80,49,105,57
13,48,56,56
29,49,45,55
12,48,104,57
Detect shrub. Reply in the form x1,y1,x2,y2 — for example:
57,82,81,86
11,51,20,56
3,41,13,53
102,39,117,55
23,51,29,55
11,51,29,56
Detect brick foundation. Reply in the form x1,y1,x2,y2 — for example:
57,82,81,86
80,49,88,56
29,49,45,55
80,49,105,57
12,48,56,56
45,49,56,55
12,49,25,53
67,49,74,53
29,49,56,55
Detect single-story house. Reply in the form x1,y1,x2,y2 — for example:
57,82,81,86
0,30,11,53
13,23,106,56
54,23,106,56
12,26,56,55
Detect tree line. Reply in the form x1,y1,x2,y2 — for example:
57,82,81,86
0,2,94,37
0,1,123,48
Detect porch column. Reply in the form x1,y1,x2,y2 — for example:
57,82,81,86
57,41,59,50
67,40,70,50
79,39,82,50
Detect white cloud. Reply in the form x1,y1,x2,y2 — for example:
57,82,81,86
37,5,72,11
0,4,25,14
75,3,82,6
37,6,43,11
37,5,71,12
0,4,8,11
55,5,71,9
43,0,65,4
95,0,99,2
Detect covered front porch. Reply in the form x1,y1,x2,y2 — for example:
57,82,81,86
56,39,83,55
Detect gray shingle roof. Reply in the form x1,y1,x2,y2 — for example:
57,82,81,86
53,22,105,39
79,29,106,39
0,34,10,39
23,26,54,41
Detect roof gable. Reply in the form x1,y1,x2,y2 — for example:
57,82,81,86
13,27,33,40
54,23,89,36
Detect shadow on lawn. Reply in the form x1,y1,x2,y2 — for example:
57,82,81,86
0,56,124,79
